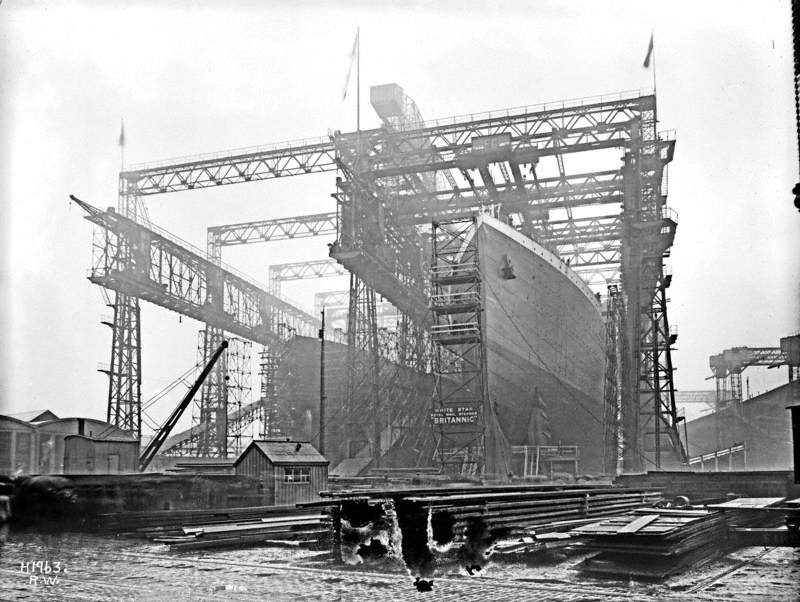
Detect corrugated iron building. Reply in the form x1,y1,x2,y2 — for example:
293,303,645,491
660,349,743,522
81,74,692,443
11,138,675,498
0,415,38,474
63,435,139,474
685,380,800,470
0,412,136,475
35,417,134,473
234,440,328,506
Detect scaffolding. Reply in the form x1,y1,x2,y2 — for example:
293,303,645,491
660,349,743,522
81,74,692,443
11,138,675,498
429,218,486,476
602,284,625,474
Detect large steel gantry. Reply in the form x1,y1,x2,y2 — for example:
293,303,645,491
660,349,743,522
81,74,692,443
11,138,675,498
81,84,686,474
330,86,685,472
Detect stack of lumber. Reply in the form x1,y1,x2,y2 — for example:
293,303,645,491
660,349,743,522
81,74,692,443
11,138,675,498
313,484,663,555
571,508,727,579
406,487,662,538
152,512,330,551
96,505,321,538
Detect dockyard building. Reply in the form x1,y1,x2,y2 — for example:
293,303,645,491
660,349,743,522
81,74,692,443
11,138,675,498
234,440,328,506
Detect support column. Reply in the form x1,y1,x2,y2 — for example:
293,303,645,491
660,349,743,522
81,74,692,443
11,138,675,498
105,176,143,440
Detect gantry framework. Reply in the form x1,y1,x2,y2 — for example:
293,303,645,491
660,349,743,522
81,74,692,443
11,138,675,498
202,214,341,455
268,259,347,295
76,197,320,343
208,212,336,247
330,90,686,472
84,86,686,473
709,335,800,405
128,138,337,194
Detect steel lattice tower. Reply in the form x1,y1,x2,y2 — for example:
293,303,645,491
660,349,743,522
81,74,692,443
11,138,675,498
100,176,143,439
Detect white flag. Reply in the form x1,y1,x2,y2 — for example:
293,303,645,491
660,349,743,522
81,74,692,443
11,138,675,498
342,29,359,100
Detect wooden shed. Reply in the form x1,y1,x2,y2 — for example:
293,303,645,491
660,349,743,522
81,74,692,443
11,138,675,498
234,440,328,506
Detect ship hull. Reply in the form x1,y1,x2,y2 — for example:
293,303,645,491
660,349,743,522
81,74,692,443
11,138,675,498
477,215,606,473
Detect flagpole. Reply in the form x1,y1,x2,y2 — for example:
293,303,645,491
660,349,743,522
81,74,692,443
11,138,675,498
651,29,657,97
356,27,360,134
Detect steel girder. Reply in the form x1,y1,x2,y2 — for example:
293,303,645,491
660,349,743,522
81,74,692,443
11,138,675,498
268,259,347,294
122,138,337,195
709,345,792,407
330,161,430,324
314,291,398,331
84,90,684,473
161,393,264,456
75,198,320,346
183,330,254,458
637,274,687,468
343,274,382,464
100,179,142,439
201,212,338,455
314,291,349,314
101,291,141,438
207,212,337,247
617,105,685,472
344,96,656,178
393,170,624,223
194,328,228,457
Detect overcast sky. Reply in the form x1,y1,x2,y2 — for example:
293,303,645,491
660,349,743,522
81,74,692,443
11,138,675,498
1,0,798,429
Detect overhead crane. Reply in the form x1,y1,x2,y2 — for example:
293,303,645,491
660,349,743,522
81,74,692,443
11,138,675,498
268,259,347,295
709,334,800,406
84,84,685,474
330,88,684,472
73,195,319,346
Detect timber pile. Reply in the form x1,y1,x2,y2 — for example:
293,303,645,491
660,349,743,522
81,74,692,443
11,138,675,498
151,512,330,551
405,487,662,538
96,504,320,536
572,508,728,579
313,484,663,556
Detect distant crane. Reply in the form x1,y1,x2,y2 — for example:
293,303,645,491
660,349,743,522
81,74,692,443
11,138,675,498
708,335,800,407
137,340,229,472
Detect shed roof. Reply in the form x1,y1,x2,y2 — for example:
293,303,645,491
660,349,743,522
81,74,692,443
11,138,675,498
235,440,328,466
8,409,59,422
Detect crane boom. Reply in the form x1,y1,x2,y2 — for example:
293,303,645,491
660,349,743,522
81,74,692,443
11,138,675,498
138,340,229,471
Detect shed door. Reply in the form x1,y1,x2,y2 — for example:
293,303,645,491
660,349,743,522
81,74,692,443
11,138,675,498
107,454,119,473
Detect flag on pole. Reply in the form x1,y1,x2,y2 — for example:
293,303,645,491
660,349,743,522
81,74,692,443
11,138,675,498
118,119,126,147
643,33,654,68
342,29,359,100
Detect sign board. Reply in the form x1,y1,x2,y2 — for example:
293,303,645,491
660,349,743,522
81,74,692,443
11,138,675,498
431,406,479,426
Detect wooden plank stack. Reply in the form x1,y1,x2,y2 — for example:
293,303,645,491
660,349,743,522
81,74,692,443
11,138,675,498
405,487,663,539
571,508,728,579
314,484,664,561
96,504,310,535
151,512,330,551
